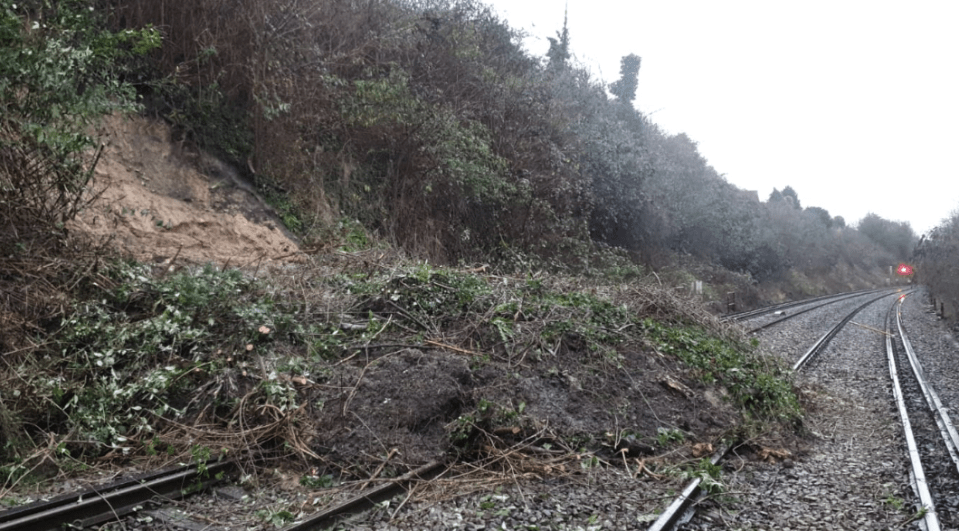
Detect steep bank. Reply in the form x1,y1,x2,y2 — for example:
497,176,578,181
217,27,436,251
70,114,299,266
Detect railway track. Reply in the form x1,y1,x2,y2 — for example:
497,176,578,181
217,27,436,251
741,287,901,334
0,461,237,531
652,288,905,530
723,287,888,323
2,286,944,530
666,287,959,530
885,292,959,530
0,456,445,531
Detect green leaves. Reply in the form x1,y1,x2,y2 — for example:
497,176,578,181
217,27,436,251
35,262,298,451
643,318,802,423
0,3,159,255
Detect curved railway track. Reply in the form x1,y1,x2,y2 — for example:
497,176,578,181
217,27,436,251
884,292,959,530
723,287,888,323
741,287,901,334
652,288,907,530
663,287,959,530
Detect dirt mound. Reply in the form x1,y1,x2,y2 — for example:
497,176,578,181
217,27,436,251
70,114,300,266
311,337,740,468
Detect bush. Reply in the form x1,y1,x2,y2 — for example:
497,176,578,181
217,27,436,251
0,2,158,254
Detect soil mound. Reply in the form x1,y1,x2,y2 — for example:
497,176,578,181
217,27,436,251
70,114,300,266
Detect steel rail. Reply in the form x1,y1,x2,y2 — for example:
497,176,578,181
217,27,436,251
0,460,235,531
649,288,902,531
0,454,446,531
283,460,446,530
790,290,900,371
895,297,959,473
747,287,902,335
646,443,729,531
723,287,888,322
886,294,941,531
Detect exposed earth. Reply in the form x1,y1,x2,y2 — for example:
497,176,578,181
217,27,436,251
68,114,753,468
70,114,300,266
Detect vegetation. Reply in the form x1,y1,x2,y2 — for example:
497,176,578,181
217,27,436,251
644,320,800,424
1,261,310,473
916,210,959,322
0,1,157,256
106,0,912,281
1,250,803,487
0,0,917,500
0,0,160,445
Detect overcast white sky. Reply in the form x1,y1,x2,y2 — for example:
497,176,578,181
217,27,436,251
482,0,959,235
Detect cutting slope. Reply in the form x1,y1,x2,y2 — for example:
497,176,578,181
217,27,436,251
71,115,299,266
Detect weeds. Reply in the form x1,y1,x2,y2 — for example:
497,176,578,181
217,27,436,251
643,318,802,424
656,427,685,447
884,495,905,511
3,261,306,468
255,507,296,528
683,458,725,495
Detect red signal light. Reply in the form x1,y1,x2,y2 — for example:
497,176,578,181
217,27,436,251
897,264,914,276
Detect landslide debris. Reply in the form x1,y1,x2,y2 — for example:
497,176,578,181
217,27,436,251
2,115,802,519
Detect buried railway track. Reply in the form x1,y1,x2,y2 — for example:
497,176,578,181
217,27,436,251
2,287,941,530
0,461,237,531
0,459,446,531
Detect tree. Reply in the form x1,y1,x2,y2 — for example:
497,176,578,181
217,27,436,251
857,213,917,261
0,2,158,254
781,185,801,209
609,54,641,104
546,7,570,69
832,215,846,229
805,206,832,228
768,188,784,203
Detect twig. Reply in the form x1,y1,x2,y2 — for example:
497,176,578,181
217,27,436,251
384,299,433,334
390,484,416,521
358,448,399,492
161,244,183,276
424,339,480,356
849,321,894,337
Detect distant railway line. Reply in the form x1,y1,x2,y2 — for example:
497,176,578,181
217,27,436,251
722,287,887,323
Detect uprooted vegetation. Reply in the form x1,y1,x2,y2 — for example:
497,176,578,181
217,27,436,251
1,253,802,494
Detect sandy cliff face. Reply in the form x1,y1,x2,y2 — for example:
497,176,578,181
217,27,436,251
70,114,300,266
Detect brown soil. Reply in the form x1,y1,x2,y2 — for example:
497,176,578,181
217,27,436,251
70,114,300,266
